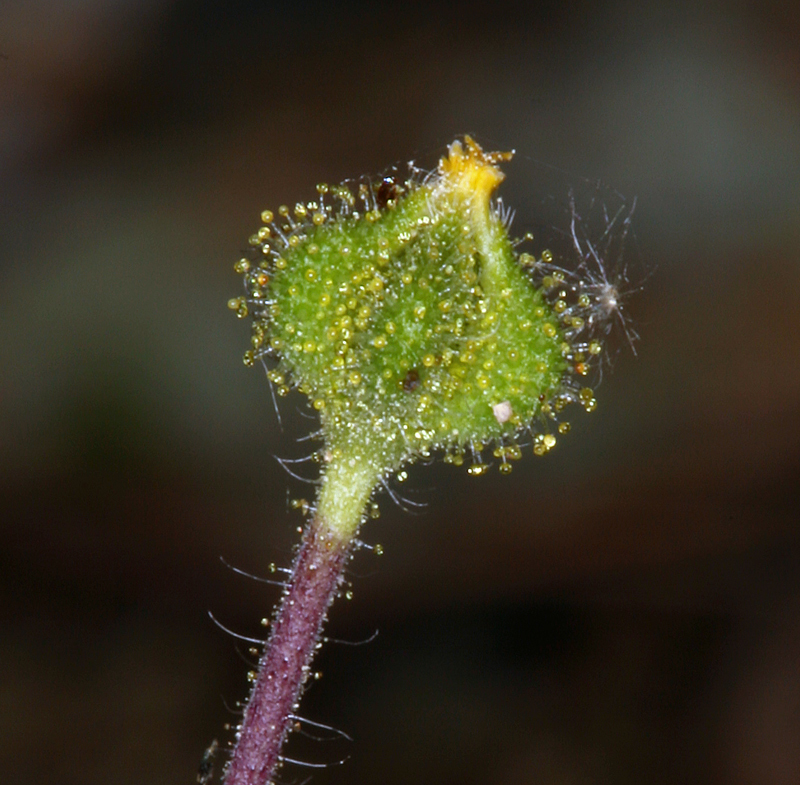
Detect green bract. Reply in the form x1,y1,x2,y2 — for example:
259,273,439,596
231,138,601,485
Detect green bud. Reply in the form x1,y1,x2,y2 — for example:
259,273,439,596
234,137,603,483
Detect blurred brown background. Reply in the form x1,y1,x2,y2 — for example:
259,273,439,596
2,1,800,783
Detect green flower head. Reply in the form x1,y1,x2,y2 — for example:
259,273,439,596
230,137,609,480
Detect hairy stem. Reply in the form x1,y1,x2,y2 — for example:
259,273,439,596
223,518,351,785
224,459,377,785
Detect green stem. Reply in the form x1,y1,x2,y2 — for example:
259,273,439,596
316,453,383,539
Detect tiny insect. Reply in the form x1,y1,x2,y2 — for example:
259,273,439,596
402,368,420,392
197,739,219,785
375,177,398,209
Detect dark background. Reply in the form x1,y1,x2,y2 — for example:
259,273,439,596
3,1,800,783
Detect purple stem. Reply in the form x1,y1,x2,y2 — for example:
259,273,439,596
223,518,352,785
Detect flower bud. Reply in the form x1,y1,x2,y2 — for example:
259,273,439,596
234,137,606,476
